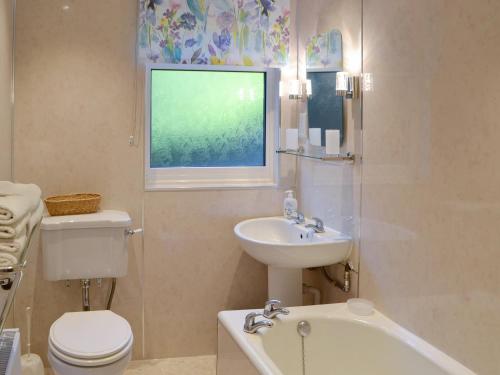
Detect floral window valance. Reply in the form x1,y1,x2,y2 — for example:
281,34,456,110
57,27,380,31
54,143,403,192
138,0,291,67
306,29,342,71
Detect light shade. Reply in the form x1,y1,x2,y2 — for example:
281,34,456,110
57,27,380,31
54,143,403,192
336,72,349,91
362,73,374,92
289,80,302,97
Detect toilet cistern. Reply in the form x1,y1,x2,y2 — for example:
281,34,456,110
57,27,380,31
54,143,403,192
41,210,137,310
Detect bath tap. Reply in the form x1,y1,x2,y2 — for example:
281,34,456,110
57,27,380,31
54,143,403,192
263,299,290,319
305,217,325,233
243,312,273,334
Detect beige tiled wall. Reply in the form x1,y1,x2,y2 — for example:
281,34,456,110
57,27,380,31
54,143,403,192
12,0,292,363
142,190,282,358
360,1,500,374
0,0,14,180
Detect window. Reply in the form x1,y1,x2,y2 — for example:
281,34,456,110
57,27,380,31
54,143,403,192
145,64,280,190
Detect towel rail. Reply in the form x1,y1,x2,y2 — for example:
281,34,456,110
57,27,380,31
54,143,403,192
0,220,40,275
0,260,27,275
0,219,41,334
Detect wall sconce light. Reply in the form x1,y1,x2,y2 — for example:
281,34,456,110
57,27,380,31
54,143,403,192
336,72,359,99
280,80,312,100
289,79,302,99
361,73,374,92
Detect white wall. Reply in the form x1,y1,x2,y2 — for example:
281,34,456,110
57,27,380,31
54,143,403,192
0,0,14,180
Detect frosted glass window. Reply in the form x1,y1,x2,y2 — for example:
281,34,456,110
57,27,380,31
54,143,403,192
150,70,266,168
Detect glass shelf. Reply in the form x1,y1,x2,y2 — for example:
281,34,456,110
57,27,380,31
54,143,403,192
276,149,355,163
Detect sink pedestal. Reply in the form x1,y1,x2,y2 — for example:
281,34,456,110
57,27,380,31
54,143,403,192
235,217,352,307
268,267,303,307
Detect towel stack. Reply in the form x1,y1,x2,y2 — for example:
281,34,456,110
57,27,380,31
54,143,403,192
0,181,43,267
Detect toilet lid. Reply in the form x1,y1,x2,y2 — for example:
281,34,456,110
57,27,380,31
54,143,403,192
49,310,133,360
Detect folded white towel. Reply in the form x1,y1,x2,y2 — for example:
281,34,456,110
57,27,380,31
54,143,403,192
0,195,33,225
0,214,29,239
0,201,43,253
0,200,44,266
0,232,26,253
0,181,42,225
0,181,41,204
0,253,18,267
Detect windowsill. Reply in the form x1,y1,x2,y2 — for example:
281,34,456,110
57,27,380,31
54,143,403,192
145,181,279,191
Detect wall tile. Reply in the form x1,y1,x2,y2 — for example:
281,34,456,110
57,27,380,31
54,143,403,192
360,1,500,374
143,190,281,358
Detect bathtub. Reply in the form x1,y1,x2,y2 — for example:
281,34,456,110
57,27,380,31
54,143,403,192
217,303,476,375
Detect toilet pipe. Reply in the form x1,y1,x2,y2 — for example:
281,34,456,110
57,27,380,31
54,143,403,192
106,278,117,310
303,284,321,305
81,279,91,311
80,277,117,311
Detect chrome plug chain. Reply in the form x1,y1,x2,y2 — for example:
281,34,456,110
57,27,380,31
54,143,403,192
297,320,311,375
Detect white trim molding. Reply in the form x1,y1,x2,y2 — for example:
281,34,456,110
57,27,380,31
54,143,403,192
144,64,281,190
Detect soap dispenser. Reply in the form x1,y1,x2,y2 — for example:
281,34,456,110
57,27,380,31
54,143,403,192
283,190,298,219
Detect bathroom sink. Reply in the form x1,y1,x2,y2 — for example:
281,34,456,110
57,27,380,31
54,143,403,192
234,217,352,269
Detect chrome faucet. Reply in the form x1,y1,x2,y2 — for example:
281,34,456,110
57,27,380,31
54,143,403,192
305,217,325,233
263,299,290,319
291,211,305,224
243,312,273,334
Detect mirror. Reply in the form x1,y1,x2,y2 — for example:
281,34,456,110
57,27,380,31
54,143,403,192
306,29,344,145
297,0,362,154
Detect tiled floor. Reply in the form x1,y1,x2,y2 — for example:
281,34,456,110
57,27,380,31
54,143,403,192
46,355,216,375
125,355,216,375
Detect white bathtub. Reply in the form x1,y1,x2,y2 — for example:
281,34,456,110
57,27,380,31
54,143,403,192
217,303,476,375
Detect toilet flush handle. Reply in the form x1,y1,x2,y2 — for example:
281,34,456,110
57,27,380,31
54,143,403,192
125,228,143,236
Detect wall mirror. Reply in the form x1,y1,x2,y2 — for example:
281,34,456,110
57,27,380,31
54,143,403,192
306,29,344,146
296,0,362,154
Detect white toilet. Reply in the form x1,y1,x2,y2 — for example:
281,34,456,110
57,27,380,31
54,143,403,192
41,210,134,375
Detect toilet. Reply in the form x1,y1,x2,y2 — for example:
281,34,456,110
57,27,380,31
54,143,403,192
41,210,134,375
48,310,132,375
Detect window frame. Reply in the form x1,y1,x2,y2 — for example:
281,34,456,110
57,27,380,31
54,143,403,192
144,63,280,191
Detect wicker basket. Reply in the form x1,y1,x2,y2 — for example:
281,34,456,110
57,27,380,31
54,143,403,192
44,193,102,216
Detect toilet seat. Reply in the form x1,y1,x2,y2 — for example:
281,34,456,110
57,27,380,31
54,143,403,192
49,310,133,367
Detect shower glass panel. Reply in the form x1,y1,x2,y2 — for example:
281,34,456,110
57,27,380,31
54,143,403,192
296,0,363,301
0,0,14,180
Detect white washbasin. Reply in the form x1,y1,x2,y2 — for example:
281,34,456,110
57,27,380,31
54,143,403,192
234,216,352,268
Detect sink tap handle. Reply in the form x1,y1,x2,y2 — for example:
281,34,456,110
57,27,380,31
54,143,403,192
264,299,290,319
294,212,305,224
306,217,325,233
311,217,324,230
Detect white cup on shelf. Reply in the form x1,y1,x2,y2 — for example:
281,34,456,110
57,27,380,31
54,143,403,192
309,128,321,146
325,130,340,155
